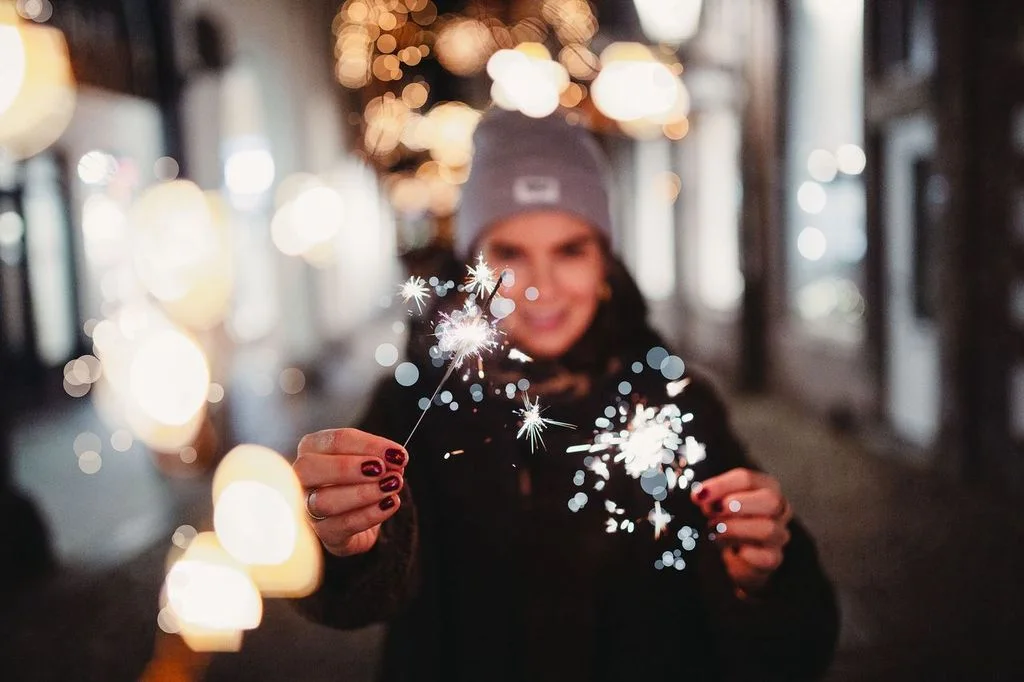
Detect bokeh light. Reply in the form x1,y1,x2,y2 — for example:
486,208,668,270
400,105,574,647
211,444,323,596
0,16,76,160
797,181,827,214
592,43,689,125
164,532,262,652
129,328,210,426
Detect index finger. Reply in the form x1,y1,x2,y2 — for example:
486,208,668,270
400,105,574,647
692,468,779,510
298,428,408,467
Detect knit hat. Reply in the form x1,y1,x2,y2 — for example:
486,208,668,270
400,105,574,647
454,109,613,258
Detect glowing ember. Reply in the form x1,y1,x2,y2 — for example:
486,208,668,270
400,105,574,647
399,276,431,313
508,348,533,363
648,501,673,539
515,392,576,452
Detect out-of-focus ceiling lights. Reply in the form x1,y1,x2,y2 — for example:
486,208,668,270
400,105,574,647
488,43,569,119
591,42,689,135
632,0,702,46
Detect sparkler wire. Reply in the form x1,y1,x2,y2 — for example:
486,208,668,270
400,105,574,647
402,275,505,448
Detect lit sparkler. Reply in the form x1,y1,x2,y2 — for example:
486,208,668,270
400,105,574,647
435,300,500,367
464,252,498,297
402,272,505,448
515,392,576,453
567,398,708,552
399,276,431,313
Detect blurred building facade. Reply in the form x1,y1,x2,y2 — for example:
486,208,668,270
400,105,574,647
2,0,1023,510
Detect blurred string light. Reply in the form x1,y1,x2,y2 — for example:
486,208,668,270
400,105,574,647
435,16,495,76
487,43,569,119
210,444,322,596
796,276,864,322
223,138,275,198
632,0,703,46
807,148,838,183
797,226,827,261
162,532,263,652
0,5,75,159
87,304,212,453
836,143,866,175
271,174,344,262
591,42,690,138
797,180,827,214
130,180,234,330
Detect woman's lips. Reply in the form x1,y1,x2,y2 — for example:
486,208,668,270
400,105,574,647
520,310,565,332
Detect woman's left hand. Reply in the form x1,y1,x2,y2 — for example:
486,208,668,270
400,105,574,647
691,468,794,595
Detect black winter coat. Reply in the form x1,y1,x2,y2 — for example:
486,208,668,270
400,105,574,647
296,256,839,682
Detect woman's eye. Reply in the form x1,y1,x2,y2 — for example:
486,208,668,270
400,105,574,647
490,246,522,260
558,244,587,257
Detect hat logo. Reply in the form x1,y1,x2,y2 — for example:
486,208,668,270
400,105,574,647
513,176,561,205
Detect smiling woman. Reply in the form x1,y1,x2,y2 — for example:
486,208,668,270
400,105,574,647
292,109,839,682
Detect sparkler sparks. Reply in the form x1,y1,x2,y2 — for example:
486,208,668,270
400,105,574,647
515,392,576,452
648,501,673,540
403,273,505,448
435,300,500,367
567,397,709,555
398,276,431,313
464,253,498,297
508,348,534,363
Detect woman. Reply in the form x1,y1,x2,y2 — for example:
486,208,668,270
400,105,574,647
293,110,839,681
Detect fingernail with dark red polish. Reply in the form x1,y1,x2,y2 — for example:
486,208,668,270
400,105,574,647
385,448,406,466
379,475,400,492
379,496,396,510
361,461,383,477
695,489,709,501
711,501,723,514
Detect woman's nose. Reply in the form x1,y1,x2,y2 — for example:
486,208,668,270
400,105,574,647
524,260,556,299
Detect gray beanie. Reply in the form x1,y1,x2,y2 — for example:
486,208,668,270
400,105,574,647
454,109,613,259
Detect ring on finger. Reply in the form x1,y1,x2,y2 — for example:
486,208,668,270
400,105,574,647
305,489,327,521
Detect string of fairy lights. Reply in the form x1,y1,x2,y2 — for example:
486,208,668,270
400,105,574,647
333,0,694,218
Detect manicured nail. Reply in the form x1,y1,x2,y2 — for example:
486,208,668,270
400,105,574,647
361,461,384,477
711,501,723,514
379,475,400,492
385,448,406,466
379,496,396,510
695,488,709,501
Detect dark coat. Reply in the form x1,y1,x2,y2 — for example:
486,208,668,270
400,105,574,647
296,255,839,682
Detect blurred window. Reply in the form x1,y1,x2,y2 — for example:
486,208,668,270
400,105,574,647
785,0,867,340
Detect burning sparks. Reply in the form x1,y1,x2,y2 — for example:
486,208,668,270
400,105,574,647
515,392,576,452
399,276,431,313
566,396,709,562
508,348,533,363
435,300,500,367
648,501,673,540
464,252,498,296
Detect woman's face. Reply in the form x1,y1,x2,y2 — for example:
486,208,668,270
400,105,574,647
479,211,606,360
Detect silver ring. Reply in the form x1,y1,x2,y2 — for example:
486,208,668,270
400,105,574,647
305,489,327,521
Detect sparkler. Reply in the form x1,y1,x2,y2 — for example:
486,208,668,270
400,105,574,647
402,269,505,448
464,252,498,296
398,276,431,313
514,392,576,453
567,396,708,556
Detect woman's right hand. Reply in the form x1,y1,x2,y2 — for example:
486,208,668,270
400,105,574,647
293,428,408,557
